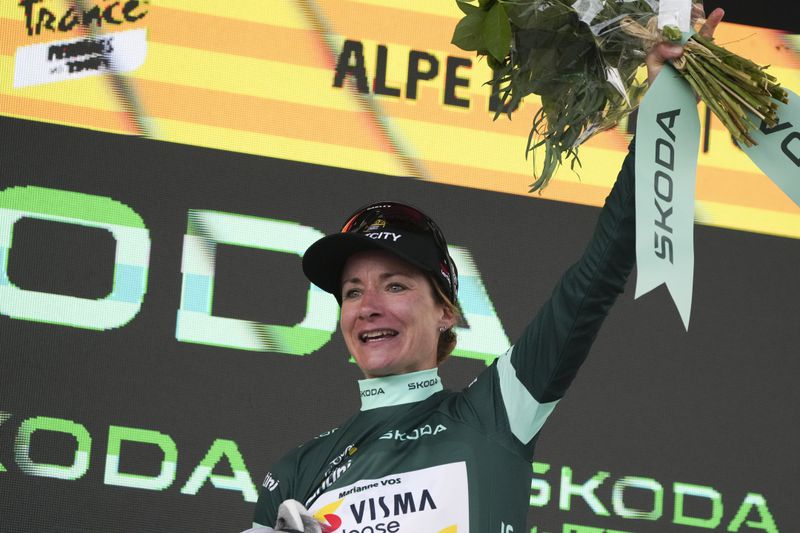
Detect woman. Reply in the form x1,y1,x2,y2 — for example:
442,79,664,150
249,10,724,532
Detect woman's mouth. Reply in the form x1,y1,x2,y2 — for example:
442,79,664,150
359,329,399,342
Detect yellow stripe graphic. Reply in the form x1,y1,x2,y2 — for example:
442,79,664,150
1,0,797,239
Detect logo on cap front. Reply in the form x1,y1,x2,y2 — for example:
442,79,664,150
365,232,402,242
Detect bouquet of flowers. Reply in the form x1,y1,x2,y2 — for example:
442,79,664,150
451,0,789,191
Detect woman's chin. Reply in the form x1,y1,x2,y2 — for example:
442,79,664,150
360,361,399,379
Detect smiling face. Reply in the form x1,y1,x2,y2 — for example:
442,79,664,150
340,250,454,378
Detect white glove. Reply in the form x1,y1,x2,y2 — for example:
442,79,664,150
241,499,322,533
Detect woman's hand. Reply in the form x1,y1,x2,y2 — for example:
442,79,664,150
645,7,725,86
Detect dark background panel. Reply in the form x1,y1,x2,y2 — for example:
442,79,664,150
703,0,799,32
0,116,798,533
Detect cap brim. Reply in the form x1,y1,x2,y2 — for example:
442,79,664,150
302,232,437,301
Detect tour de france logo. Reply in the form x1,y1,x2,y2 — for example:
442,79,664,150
13,0,150,88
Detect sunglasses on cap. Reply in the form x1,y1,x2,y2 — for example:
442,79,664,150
339,202,459,303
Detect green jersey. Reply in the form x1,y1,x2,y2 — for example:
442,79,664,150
253,147,637,533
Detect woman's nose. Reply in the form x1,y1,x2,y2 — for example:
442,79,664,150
357,288,382,319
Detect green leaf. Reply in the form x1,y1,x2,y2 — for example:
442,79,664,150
478,0,496,8
451,9,487,52
482,2,511,61
456,0,480,16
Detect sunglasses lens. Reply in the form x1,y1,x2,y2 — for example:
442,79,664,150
341,204,428,234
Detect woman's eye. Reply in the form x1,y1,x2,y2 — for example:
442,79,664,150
344,288,361,299
387,283,405,292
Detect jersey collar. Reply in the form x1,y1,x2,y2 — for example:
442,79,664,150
358,368,443,411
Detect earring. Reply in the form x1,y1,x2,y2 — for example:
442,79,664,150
438,326,447,333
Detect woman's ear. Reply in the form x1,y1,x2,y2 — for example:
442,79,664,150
439,303,455,331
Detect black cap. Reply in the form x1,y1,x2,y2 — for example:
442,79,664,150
302,202,457,304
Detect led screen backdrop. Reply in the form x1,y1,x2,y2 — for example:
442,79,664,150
1,1,799,532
